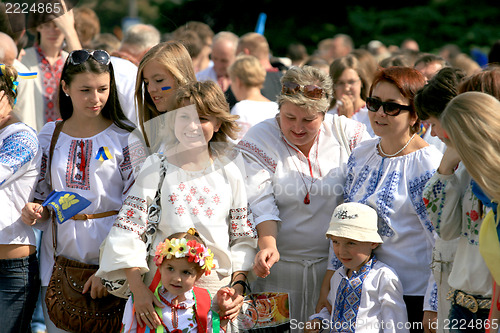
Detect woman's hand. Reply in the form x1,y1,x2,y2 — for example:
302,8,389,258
423,311,437,333
21,202,48,226
438,147,461,175
337,95,355,118
82,273,109,299
131,281,164,329
253,247,280,278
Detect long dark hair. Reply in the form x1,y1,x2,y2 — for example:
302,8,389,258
58,54,134,132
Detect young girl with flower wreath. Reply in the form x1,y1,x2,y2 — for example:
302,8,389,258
121,228,231,333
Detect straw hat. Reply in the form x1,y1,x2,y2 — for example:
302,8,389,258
326,202,383,243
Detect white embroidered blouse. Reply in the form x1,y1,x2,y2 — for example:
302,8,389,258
0,122,41,246
330,138,442,311
96,153,257,287
35,121,147,286
423,163,492,296
238,113,370,260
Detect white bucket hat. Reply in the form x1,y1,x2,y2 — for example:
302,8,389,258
326,202,383,243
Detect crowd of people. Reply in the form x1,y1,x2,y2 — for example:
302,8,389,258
1,2,500,333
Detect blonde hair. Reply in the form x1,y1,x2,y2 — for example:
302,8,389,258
237,32,270,60
228,54,266,88
441,91,500,200
135,41,196,148
278,65,333,116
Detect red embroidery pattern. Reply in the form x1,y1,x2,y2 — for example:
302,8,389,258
66,139,92,190
168,183,220,219
229,207,257,239
113,195,148,236
120,140,147,172
36,45,64,123
349,121,365,152
237,140,277,173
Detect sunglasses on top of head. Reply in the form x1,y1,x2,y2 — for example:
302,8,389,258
366,97,412,116
68,50,111,66
281,81,325,100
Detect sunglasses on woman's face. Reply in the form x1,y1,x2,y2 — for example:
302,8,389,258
366,97,412,116
281,81,325,100
68,50,111,66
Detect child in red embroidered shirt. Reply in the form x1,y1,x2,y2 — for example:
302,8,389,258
122,228,230,333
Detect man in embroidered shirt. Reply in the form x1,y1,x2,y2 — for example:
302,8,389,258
306,202,409,333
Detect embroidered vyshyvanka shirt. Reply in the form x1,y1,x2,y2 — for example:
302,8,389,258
35,121,147,286
330,138,442,311
97,153,257,290
0,122,41,246
423,163,492,296
312,257,408,333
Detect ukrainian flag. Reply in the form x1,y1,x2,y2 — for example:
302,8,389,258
42,190,91,224
17,72,37,79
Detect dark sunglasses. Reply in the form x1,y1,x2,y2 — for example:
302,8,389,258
281,81,325,100
68,50,111,66
366,97,412,116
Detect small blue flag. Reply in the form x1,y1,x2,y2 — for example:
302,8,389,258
42,190,91,224
95,146,113,161
255,13,267,35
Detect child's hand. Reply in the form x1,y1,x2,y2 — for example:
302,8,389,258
21,202,46,226
304,319,322,333
216,287,234,309
82,273,108,299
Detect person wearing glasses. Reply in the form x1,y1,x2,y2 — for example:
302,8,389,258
135,41,197,153
322,67,442,332
21,49,146,333
328,54,375,137
237,65,370,327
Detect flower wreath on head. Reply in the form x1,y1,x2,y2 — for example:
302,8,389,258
154,230,215,276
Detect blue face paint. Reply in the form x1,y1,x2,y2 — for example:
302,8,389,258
161,86,172,91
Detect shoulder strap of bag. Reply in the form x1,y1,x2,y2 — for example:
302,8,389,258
49,121,65,258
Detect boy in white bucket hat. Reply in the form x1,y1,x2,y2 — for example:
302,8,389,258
306,202,409,333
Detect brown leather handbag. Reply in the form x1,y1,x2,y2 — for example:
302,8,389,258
44,121,126,332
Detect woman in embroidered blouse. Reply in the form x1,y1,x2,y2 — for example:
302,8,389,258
238,65,370,327
322,67,442,333
439,91,500,333
135,41,197,153
0,65,42,333
424,68,500,332
328,54,374,136
97,81,257,330
21,49,145,333
22,0,82,131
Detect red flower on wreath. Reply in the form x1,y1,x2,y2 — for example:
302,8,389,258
187,240,204,263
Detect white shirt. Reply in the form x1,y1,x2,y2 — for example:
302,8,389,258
238,113,370,260
12,60,37,132
0,122,41,246
96,153,257,287
311,258,409,333
231,100,279,142
196,65,217,83
331,138,442,311
35,121,146,286
110,56,138,125
423,163,492,296
328,105,375,137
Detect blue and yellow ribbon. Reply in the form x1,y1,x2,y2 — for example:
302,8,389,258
95,146,113,161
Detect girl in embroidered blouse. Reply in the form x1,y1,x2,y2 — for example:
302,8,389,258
0,65,42,333
134,41,197,153
238,65,370,328
22,0,82,131
319,67,443,333
21,49,146,333
122,229,230,333
97,80,257,330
